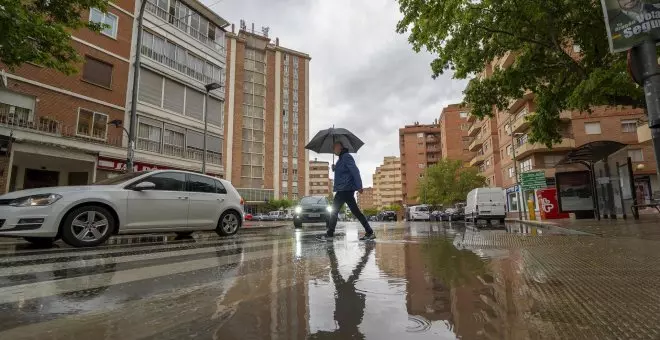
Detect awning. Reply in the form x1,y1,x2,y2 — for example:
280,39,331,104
556,141,627,166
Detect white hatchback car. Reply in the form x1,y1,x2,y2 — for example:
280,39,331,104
0,170,245,247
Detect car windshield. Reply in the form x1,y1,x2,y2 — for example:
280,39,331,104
93,171,149,185
300,196,327,205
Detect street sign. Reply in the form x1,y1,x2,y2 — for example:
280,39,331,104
600,0,660,53
520,171,547,191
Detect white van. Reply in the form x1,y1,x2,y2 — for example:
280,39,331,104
465,188,506,224
408,204,431,221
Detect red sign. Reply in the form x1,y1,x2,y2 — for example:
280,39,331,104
536,188,569,220
97,157,172,172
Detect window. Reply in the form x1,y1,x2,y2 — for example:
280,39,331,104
138,68,163,106
188,174,216,193
621,120,637,133
137,120,162,153
508,167,515,178
543,154,564,168
628,149,644,162
82,57,113,88
141,172,186,191
519,158,533,172
459,111,468,118
506,144,512,156
508,192,519,211
77,109,108,139
89,8,118,38
584,122,602,135
207,96,224,127
163,126,185,157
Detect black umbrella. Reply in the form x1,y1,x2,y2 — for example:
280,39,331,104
305,126,365,155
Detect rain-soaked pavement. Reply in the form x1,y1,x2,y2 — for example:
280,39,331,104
1,221,660,339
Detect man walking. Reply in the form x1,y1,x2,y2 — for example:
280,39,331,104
318,141,375,241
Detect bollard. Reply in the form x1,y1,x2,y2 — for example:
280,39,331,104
527,199,536,221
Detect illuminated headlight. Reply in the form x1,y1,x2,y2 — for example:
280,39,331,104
326,206,333,213
10,194,62,207
294,206,302,214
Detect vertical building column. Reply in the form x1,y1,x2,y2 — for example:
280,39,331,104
273,51,282,198
225,38,237,180
304,59,310,196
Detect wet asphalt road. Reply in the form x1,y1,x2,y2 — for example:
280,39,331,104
1,221,660,339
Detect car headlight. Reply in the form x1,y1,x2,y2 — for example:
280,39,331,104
326,206,333,213
10,194,62,207
294,206,302,214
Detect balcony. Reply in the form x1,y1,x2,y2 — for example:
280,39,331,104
497,51,515,70
469,153,485,167
511,109,530,134
468,135,485,151
638,124,651,143
426,135,439,144
426,146,440,153
467,112,477,122
467,122,481,137
507,90,534,113
515,138,575,159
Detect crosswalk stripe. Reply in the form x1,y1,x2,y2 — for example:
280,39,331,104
0,246,292,304
0,235,289,263
0,238,291,278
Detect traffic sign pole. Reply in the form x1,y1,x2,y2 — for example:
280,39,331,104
632,40,660,183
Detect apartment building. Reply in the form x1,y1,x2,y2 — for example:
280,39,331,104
357,187,376,210
0,1,136,193
399,123,442,205
309,159,331,196
224,22,310,203
372,156,403,209
440,104,474,165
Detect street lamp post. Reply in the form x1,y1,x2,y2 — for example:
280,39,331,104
202,82,223,174
509,115,524,220
127,0,149,173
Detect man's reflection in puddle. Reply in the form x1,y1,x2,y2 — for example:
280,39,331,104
310,242,375,339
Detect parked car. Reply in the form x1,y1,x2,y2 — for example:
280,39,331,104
441,208,464,221
268,211,287,221
0,170,245,247
465,187,506,224
245,213,253,221
408,204,431,221
293,195,332,229
378,211,397,221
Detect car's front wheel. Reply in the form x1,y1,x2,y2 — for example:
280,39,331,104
24,237,58,248
60,206,116,247
216,211,241,236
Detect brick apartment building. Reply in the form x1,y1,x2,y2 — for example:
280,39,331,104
399,123,441,205
309,159,331,196
224,22,310,203
357,187,375,210
372,156,403,209
0,1,136,193
440,104,474,165
465,53,654,214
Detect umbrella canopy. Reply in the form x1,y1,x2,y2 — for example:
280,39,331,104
305,127,365,154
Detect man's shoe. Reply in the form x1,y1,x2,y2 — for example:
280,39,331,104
316,234,334,242
359,233,376,241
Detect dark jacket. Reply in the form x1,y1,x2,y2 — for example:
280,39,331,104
333,149,363,192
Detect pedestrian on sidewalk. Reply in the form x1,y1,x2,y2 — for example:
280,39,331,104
318,141,375,241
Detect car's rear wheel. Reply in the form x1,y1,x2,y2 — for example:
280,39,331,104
61,206,116,247
216,211,241,236
24,237,58,248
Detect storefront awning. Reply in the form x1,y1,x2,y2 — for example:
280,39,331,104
557,141,627,166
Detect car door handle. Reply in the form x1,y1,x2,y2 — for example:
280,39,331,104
178,196,189,200
217,198,225,202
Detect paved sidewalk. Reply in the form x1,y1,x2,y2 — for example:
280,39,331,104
242,220,290,229
509,214,660,240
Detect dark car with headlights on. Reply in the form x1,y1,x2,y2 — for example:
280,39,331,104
293,196,332,229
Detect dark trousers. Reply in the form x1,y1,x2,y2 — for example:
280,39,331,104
327,191,373,236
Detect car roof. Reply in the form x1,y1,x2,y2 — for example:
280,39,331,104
149,169,226,181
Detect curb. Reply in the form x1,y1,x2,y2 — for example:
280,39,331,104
506,219,594,236
243,223,289,229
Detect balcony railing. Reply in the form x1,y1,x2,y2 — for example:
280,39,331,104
468,135,485,151
467,123,481,137
515,138,575,159
0,113,122,147
469,153,485,167
145,1,226,55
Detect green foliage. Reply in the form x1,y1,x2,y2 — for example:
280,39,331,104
416,159,486,206
396,0,644,146
264,199,295,212
363,208,379,217
0,0,110,75
380,204,402,213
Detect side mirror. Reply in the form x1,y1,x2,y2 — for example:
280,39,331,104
133,181,156,191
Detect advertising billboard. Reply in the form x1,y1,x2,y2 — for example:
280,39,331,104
556,171,595,212
600,0,660,53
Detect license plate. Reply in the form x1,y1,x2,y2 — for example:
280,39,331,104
308,213,320,218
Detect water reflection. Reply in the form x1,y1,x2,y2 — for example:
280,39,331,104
309,242,374,339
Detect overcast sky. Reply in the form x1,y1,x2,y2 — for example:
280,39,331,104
203,0,467,187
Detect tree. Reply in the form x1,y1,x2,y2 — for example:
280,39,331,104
396,0,644,146
363,208,379,217
416,159,486,206
1,0,110,75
